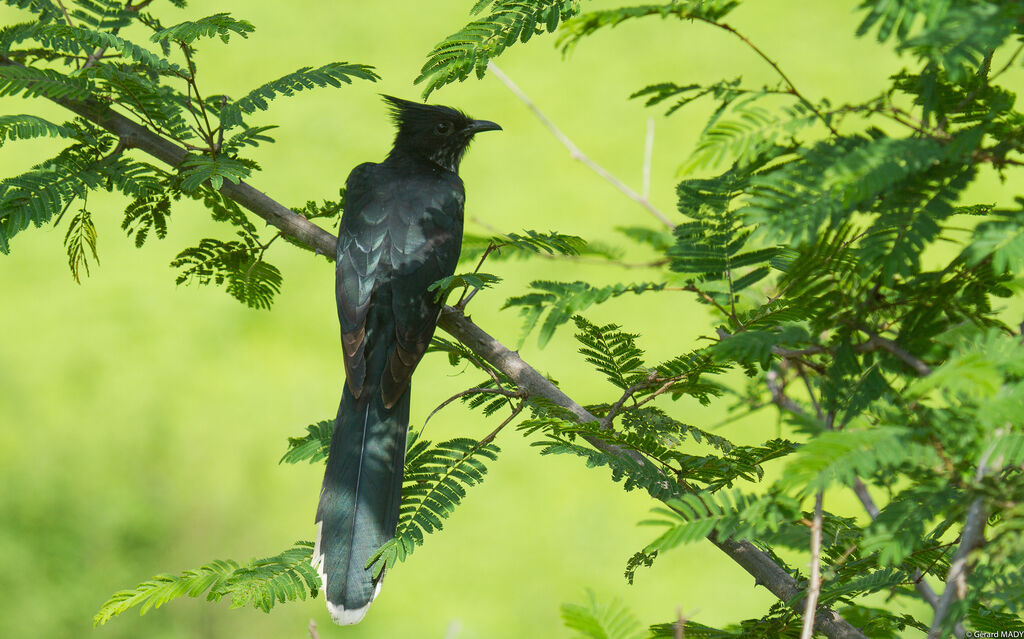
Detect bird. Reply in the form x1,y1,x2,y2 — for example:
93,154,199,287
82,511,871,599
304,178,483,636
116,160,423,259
312,95,501,625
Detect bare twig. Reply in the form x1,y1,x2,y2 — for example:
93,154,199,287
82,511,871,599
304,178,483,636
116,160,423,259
423,387,520,428
307,618,320,639
478,400,526,447
487,61,675,229
800,491,825,639
696,19,839,137
18,69,869,639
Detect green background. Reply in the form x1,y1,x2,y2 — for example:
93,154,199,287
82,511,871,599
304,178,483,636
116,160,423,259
1,1,1021,637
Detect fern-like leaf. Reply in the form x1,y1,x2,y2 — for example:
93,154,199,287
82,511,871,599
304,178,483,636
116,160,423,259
368,437,500,576
417,0,580,97
560,590,646,639
151,13,255,45
572,315,647,390
0,114,73,145
504,280,666,346
93,541,317,625
64,207,98,282
219,63,379,129
280,419,334,465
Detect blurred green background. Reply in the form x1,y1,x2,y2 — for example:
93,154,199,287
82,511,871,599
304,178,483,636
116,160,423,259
1,2,1022,637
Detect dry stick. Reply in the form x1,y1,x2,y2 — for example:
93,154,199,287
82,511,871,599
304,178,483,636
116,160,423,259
487,61,675,229
19,77,868,639
800,491,825,639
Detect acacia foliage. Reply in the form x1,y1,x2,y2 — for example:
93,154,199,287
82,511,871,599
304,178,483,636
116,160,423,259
3,0,1024,636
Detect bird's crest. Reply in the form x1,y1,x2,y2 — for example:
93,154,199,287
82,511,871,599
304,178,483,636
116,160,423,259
381,94,470,132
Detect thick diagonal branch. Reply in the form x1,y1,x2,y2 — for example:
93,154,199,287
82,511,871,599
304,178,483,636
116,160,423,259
20,80,865,639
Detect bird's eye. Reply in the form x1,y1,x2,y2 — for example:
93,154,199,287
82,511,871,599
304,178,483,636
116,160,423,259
434,121,453,135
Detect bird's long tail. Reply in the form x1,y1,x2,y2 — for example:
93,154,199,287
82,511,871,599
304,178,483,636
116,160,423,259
313,385,409,625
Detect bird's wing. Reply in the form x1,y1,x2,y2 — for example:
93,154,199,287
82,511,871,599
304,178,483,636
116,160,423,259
380,177,465,408
335,163,387,398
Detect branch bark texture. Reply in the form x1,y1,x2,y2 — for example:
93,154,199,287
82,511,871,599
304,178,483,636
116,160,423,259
19,79,867,639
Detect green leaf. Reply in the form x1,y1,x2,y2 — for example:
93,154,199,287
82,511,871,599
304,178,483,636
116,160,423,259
64,207,98,282
152,13,255,44
171,234,283,310
560,589,645,639
428,271,502,302
0,64,92,101
38,24,183,74
0,114,73,145
368,437,499,576
504,280,666,347
179,155,251,193
93,541,317,625
416,0,581,97
558,1,740,54
220,62,379,128
572,316,647,390
280,420,334,465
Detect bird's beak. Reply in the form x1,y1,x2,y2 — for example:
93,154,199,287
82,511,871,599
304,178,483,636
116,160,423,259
467,119,502,134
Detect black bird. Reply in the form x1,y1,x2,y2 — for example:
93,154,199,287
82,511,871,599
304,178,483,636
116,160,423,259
312,95,501,625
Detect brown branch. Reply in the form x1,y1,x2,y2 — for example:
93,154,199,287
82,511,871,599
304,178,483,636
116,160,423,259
16,70,867,639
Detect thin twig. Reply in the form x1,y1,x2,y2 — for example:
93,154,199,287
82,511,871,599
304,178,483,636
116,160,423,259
478,401,526,447
487,61,675,229
800,491,825,639
55,0,74,27
307,618,320,639
697,19,839,137
601,372,659,430
991,42,1024,82
423,387,520,428
855,325,932,376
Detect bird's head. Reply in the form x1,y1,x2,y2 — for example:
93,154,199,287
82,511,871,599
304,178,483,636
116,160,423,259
383,95,501,173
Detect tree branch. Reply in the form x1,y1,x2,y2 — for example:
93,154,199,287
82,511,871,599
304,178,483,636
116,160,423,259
18,74,868,639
